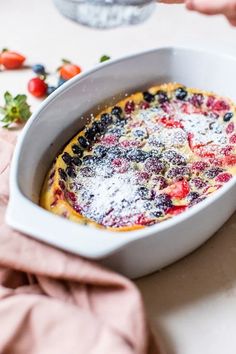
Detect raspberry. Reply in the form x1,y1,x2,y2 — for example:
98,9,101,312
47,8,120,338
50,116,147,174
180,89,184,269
212,100,230,111
112,158,129,173
191,161,209,171
190,93,204,107
226,122,234,135
166,180,190,199
220,145,233,156
154,193,172,211
215,173,232,183
167,205,187,215
166,166,190,180
140,101,150,109
224,155,236,166
159,117,183,129
65,191,77,202
135,171,150,183
229,134,236,144
100,135,118,146
191,178,207,190
124,100,135,115
144,157,164,173
206,95,215,108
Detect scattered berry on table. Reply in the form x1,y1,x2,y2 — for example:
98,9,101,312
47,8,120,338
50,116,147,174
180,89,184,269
28,77,47,98
47,86,57,96
0,49,25,69
32,63,46,75
57,77,67,87
59,60,81,80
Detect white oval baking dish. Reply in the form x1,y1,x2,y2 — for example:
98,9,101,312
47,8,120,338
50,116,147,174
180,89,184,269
6,47,236,279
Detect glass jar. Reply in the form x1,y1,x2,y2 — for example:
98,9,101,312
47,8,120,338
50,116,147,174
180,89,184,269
53,0,156,28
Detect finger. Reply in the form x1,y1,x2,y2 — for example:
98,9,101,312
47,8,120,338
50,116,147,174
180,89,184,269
158,0,184,3
186,0,236,17
227,15,236,25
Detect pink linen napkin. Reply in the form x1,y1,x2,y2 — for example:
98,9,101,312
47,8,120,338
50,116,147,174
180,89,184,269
0,129,160,354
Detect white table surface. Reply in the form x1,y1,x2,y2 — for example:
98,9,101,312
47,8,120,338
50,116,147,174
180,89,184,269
1,1,236,353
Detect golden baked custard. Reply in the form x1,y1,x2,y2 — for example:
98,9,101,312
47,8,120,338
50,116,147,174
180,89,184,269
40,83,236,231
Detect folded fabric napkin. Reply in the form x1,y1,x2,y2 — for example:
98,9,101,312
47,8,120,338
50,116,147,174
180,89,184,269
0,130,160,354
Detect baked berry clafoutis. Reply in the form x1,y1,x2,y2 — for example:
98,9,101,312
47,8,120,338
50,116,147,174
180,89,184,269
40,83,236,231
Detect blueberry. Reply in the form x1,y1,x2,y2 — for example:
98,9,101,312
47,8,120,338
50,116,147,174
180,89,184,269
58,77,66,87
66,166,76,178
156,90,169,104
116,117,127,126
83,155,98,165
103,167,114,178
151,211,163,218
154,194,172,211
101,113,112,125
148,150,162,159
91,121,106,135
127,149,148,162
175,87,188,100
223,112,233,122
108,127,124,137
72,157,82,166
72,144,83,157
80,166,95,177
132,129,146,138
136,186,150,199
94,145,108,158
107,146,125,159
47,86,56,95
143,201,153,210
204,168,223,179
85,127,97,141
143,91,155,103
187,191,200,202
58,168,67,181
190,196,206,207
62,152,73,164
121,199,130,208
32,64,45,75
111,106,122,117
78,136,90,149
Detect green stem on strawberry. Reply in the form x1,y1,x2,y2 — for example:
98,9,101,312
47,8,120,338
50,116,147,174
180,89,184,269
0,91,31,128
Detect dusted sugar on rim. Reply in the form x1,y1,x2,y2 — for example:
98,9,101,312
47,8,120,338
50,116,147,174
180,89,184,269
40,83,236,231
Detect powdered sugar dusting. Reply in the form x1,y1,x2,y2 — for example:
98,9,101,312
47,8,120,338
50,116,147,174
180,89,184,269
59,86,236,228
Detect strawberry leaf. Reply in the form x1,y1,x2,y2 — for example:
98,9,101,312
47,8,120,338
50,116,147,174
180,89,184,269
99,55,110,63
0,91,31,128
61,58,71,64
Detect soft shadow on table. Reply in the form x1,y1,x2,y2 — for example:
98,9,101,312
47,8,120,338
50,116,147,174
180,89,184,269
136,212,236,354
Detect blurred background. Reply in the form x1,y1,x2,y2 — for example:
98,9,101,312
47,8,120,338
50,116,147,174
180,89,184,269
1,0,236,108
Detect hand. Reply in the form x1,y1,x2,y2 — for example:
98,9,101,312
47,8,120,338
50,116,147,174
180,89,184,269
160,0,236,26
186,0,236,26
